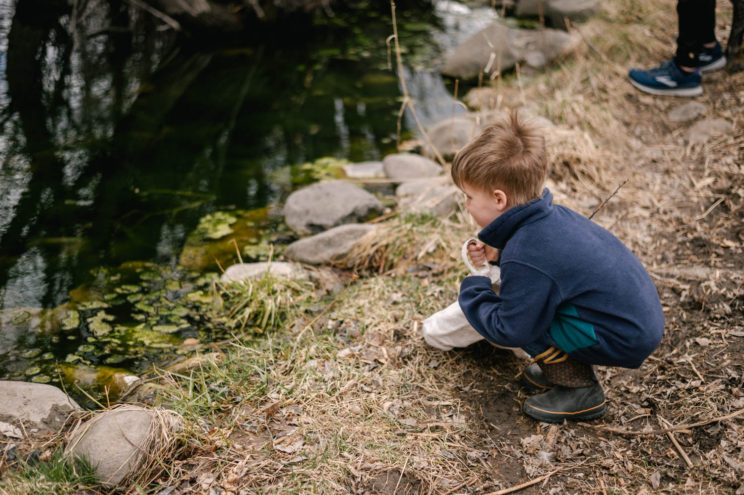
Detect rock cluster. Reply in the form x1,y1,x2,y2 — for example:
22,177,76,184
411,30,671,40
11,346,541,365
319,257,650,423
0,381,182,489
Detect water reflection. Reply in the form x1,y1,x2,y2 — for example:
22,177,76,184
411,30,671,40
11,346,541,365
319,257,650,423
0,0,489,397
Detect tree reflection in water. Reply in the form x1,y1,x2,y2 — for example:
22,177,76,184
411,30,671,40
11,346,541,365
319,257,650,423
0,0,420,315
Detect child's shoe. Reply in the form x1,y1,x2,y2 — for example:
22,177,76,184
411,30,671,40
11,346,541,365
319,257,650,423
523,384,606,423
518,363,553,391
628,60,702,97
698,42,727,73
522,347,606,423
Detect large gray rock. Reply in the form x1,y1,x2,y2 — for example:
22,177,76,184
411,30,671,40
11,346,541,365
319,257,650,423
283,181,383,236
382,153,442,180
0,381,81,431
220,261,308,283
423,116,479,159
441,22,576,81
515,0,600,27
396,177,461,217
285,224,376,265
66,405,182,488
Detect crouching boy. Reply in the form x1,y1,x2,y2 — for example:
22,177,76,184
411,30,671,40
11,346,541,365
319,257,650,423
446,112,664,423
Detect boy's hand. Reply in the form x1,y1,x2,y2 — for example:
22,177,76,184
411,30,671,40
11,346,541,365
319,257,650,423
467,241,500,267
467,241,487,267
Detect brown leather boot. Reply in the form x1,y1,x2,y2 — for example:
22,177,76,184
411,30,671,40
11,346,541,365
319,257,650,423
523,347,606,423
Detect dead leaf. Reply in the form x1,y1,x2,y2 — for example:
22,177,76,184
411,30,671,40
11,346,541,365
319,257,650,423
263,401,281,419
0,421,23,439
274,434,304,454
650,471,661,489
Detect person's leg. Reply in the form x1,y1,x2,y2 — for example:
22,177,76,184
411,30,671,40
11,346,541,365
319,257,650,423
521,342,606,423
674,0,708,69
696,0,727,72
421,301,485,351
627,0,722,95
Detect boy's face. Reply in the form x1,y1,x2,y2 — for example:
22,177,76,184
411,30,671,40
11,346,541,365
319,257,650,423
461,182,509,228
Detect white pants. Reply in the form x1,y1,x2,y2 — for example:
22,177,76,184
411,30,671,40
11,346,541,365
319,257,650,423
421,301,530,360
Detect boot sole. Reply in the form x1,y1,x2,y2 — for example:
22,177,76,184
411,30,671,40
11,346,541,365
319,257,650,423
523,401,606,423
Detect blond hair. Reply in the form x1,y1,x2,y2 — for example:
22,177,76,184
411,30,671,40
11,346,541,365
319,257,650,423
451,111,547,206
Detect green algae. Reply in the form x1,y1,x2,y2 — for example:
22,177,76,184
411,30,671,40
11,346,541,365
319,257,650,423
197,211,237,240
78,300,109,311
152,324,183,334
24,366,41,376
62,310,80,331
178,207,280,271
21,348,42,359
87,311,115,336
31,374,51,384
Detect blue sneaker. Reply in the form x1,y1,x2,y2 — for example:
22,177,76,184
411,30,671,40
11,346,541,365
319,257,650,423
698,42,727,72
628,60,702,97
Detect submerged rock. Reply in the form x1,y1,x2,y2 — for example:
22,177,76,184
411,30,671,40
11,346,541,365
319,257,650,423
343,161,386,179
285,223,376,265
65,405,183,488
283,180,383,236
0,381,81,431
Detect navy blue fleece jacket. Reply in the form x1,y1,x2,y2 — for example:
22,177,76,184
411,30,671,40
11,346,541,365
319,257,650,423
459,189,664,368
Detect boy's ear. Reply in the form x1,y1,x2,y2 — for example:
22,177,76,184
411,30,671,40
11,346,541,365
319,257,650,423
491,189,509,210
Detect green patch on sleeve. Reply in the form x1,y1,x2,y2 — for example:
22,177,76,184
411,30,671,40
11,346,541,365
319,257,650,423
548,303,597,353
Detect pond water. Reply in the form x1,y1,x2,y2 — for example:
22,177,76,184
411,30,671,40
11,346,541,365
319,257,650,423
0,0,496,405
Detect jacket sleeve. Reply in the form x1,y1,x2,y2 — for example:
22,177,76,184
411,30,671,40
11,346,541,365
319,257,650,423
458,262,563,348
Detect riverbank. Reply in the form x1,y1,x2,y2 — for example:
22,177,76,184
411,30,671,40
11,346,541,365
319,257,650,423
3,0,744,492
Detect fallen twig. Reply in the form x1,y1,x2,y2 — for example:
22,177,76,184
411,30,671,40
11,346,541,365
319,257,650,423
659,416,694,468
588,179,629,220
486,467,564,495
127,0,181,31
579,407,744,437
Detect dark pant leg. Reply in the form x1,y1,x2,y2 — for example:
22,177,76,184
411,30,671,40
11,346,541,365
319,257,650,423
675,0,717,68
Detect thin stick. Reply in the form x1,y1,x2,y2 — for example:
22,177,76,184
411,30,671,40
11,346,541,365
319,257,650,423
392,453,412,495
696,197,724,220
564,17,618,71
390,1,447,167
127,0,181,31
588,179,629,219
578,407,744,437
486,467,563,495
659,416,694,468
688,359,705,382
